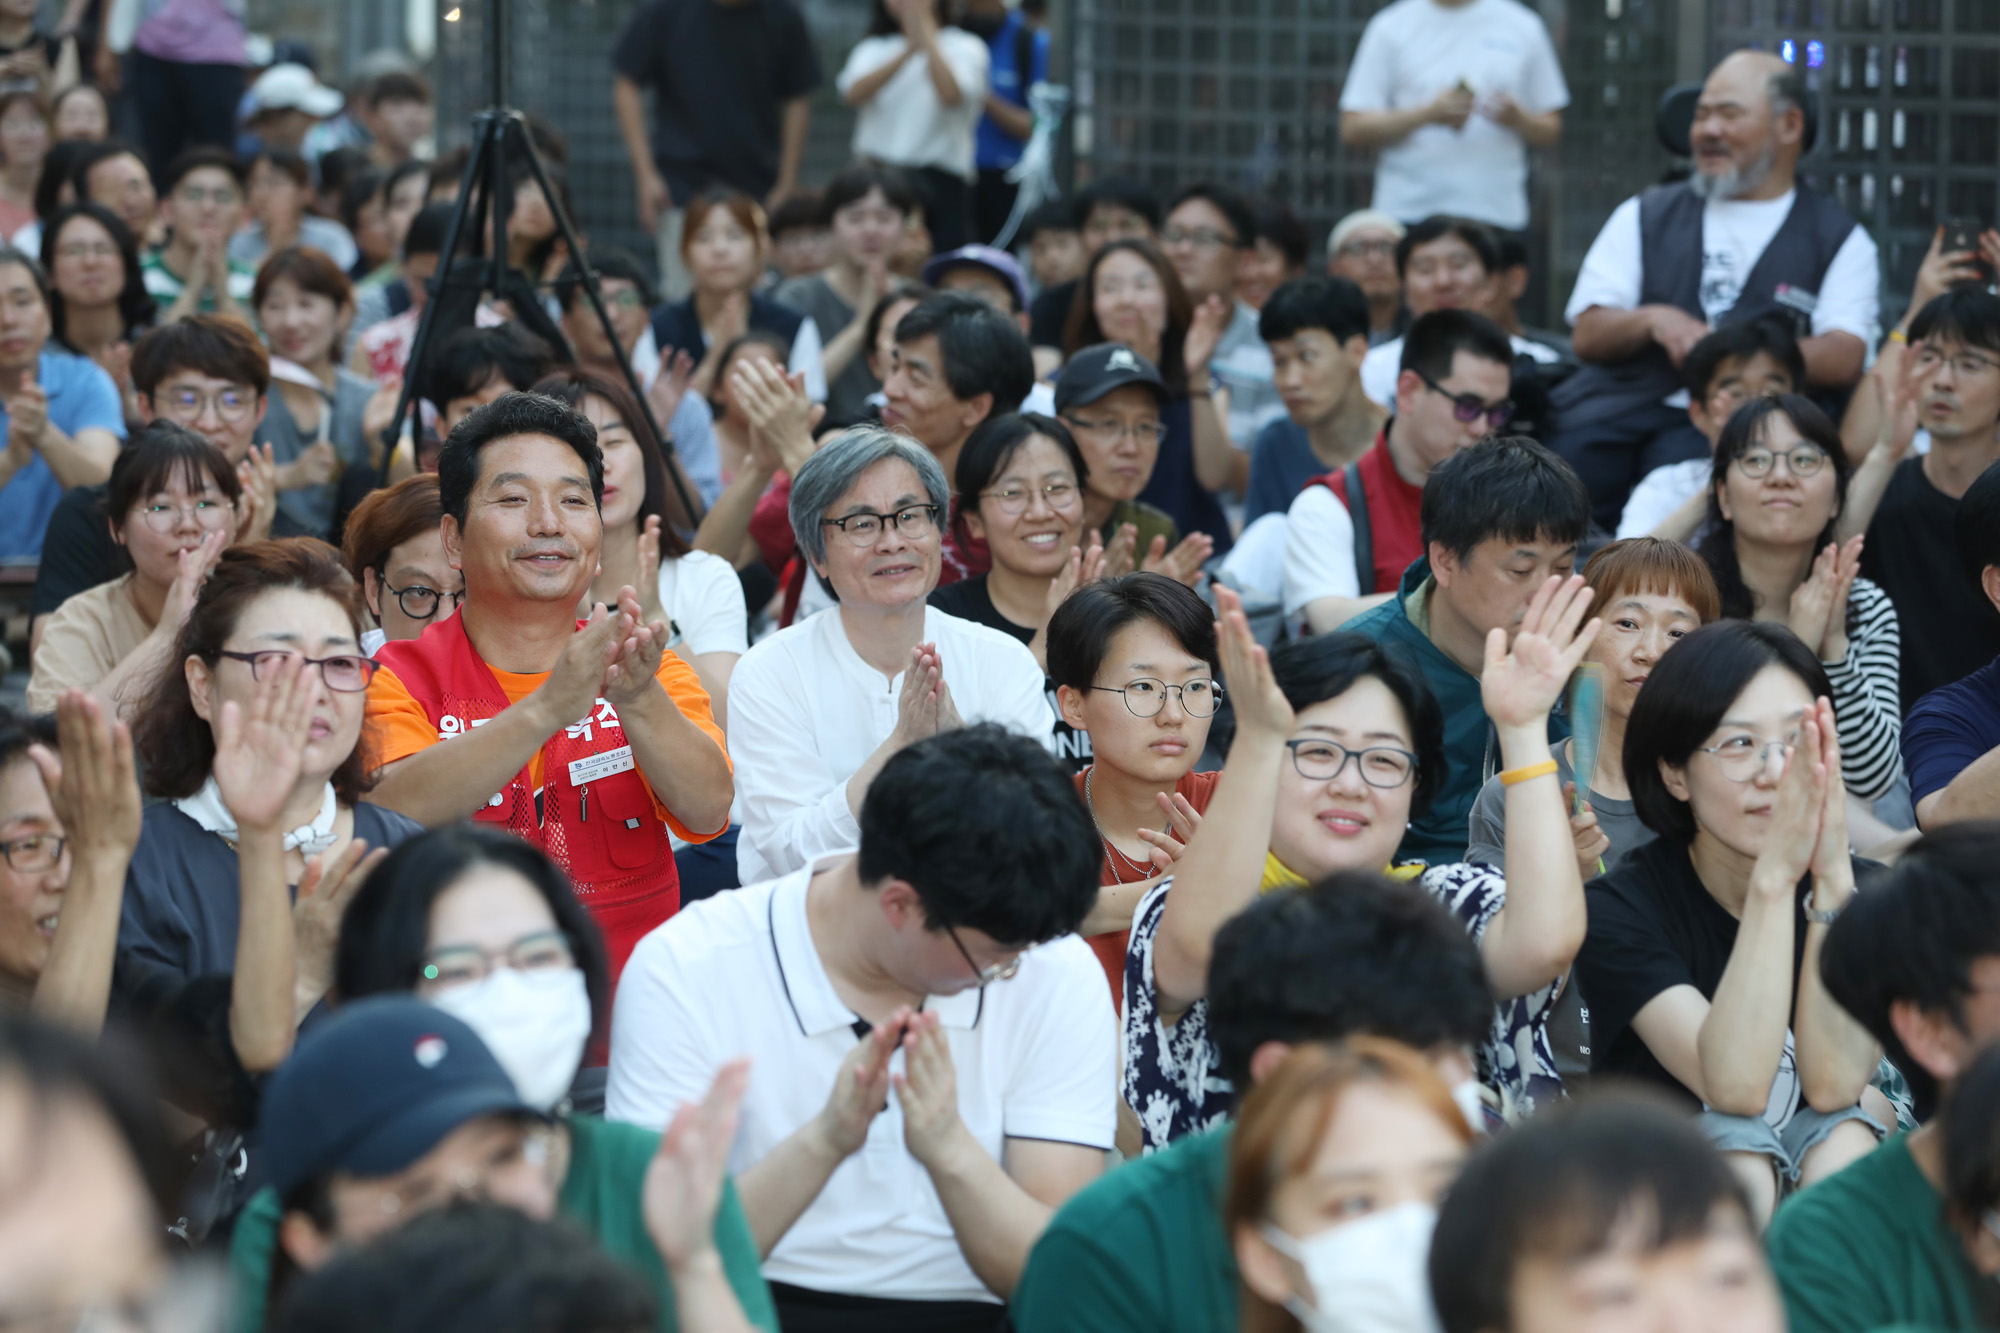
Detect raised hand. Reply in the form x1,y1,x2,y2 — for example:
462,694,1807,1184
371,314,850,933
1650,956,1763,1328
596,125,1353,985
894,1011,966,1168
813,1009,906,1158
1805,696,1852,885
892,643,944,745
1563,784,1612,882
933,674,964,733
6,377,46,456
1040,529,1106,623
635,514,668,625
536,604,625,732
1183,294,1231,377
1751,703,1829,897
212,651,315,833
644,1057,750,1271
602,585,669,705
1786,542,1846,659
1429,82,1476,129
1136,791,1205,874
730,358,820,474
31,692,140,863
1479,574,1601,731
648,347,697,433
1816,536,1864,662
164,528,228,632
286,439,340,490
1216,584,1292,742
1908,227,1980,316
1140,531,1215,588
236,443,279,543
1099,522,1139,579
293,836,389,1013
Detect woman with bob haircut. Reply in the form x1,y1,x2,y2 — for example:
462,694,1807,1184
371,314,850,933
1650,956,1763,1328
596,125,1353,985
1575,618,1891,1225
28,422,237,717
1125,576,1599,1151
252,246,376,540
1694,394,1904,806
649,189,821,404
40,201,156,420
1428,1095,1784,1333
339,472,460,654
1229,1039,1476,1333
114,539,423,1123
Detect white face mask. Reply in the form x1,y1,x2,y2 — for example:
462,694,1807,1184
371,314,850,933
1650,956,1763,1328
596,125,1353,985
429,966,592,1111
1262,1202,1443,1333
1452,1078,1489,1134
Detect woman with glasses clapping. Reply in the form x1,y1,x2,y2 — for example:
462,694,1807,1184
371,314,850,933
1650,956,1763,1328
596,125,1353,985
114,539,422,1130
1124,577,1598,1153
1574,620,1893,1226
29,423,239,717
1694,394,1905,809
340,473,462,655
729,427,1056,886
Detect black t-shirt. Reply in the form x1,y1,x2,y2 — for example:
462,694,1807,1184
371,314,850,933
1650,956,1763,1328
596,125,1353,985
1029,279,1078,349
926,575,1091,774
609,0,822,199
1575,837,1813,1111
33,482,123,617
1862,456,2000,710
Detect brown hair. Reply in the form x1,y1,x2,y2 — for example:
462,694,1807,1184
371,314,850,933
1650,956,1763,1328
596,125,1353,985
132,539,375,803
679,188,767,263
1225,1039,1474,1333
1580,537,1722,627
341,472,443,580
130,313,271,397
1063,238,1194,394
530,369,692,559
252,244,355,314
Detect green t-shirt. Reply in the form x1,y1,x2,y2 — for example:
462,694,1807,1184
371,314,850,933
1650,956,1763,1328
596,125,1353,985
1767,1134,1990,1333
228,1115,777,1333
1010,1124,1238,1333
141,249,257,315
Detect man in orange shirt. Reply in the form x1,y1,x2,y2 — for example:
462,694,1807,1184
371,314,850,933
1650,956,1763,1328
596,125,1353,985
365,392,732,978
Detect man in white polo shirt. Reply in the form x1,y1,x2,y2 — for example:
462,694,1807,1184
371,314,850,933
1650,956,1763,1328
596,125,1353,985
607,724,1113,1331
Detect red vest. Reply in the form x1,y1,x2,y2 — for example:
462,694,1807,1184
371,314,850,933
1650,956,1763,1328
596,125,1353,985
374,612,680,981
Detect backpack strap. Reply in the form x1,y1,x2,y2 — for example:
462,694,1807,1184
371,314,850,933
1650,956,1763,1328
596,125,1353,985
1343,461,1374,595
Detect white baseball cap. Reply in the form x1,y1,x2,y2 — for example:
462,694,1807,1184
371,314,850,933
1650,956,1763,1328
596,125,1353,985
247,63,344,118
1328,209,1407,257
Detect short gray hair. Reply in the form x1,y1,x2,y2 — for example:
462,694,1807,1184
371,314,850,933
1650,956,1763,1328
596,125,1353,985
788,426,952,568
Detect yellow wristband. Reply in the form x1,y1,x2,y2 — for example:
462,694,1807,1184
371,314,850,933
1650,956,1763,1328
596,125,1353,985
1500,758,1559,787
1888,328,1908,344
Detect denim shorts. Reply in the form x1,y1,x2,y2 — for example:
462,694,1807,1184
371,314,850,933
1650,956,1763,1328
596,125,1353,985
1696,1104,1886,1186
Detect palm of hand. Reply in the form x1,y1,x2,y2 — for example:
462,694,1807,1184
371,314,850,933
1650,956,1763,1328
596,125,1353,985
214,713,304,830
1483,634,1566,726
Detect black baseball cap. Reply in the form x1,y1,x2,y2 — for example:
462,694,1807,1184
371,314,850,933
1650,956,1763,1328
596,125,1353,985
1054,342,1169,413
260,996,538,1200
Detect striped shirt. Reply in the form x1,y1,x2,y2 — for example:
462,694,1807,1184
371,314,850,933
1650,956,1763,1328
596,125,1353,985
1826,577,1903,802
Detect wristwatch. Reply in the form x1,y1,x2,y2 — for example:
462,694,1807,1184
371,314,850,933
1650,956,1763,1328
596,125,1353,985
1804,892,1845,926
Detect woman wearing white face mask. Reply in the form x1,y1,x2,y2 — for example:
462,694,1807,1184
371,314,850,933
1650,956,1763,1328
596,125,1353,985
1228,1039,1475,1333
318,823,780,1329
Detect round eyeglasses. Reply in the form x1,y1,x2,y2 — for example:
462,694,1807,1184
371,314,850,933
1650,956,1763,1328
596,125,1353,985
1088,677,1223,719
1284,739,1419,788
383,579,465,622
134,497,234,534
158,386,257,424
980,481,1081,515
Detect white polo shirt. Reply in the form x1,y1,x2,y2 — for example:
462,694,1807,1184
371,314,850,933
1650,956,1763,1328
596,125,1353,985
729,604,1058,884
605,859,1117,1303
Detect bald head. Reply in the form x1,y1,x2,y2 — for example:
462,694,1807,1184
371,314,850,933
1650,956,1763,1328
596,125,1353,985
1689,51,1806,201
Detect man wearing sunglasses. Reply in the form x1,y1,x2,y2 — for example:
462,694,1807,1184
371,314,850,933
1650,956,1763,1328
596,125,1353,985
609,724,1116,1328
365,392,733,981
1283,309,1516,637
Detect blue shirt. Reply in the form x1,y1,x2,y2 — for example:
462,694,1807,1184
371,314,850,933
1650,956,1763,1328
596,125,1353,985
1243,418,1321,524
974,12,1049,170
0,347,127,561
1903,656,2000,808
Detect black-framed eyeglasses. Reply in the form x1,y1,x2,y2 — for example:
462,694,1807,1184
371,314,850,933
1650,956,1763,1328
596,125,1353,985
1415,370,1514,429
1088,677,1223,719
1733,446,1828,479
947,924,1024,987
1284,739,1419,789
382,578,465,622
820,504,940,546
0,832,64,873
216,649,381,693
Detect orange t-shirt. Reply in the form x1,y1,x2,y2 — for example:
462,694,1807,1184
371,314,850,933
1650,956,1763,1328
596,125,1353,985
366,648,730,843
1074,767,1223,1009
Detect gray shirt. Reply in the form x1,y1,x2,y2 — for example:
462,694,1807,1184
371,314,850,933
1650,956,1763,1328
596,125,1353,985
256,367,376,539
1465,739,1651,875
772,273,881,427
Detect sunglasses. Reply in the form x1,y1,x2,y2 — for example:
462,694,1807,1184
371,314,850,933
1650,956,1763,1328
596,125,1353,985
1416,370,1514,429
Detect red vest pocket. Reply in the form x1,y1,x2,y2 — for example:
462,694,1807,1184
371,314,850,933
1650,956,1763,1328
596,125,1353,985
585,772,662,872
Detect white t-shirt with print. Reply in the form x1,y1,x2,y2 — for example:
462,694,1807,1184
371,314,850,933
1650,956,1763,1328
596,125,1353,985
1338,0,1569,231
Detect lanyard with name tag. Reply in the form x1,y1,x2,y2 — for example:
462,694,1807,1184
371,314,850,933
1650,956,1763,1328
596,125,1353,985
567,745,635,822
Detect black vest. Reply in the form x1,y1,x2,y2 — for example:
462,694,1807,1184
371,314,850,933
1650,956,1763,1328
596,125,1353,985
1552,181,1858,429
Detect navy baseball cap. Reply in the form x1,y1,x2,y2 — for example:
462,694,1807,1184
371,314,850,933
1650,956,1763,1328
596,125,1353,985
259,996,537,1200
1053,342,1170,413
921,244,1031,313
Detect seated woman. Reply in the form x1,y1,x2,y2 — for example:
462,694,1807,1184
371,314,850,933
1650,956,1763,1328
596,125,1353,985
41,202,155,423
930,412,1100,665
1693,395,1904,811
728,427,1055,885
1465,537,1722,1080
219,824,776,1333
1048,572,1220,1001
1574,619,1889,1225
339,472,460,655
533,370,747,725
1229,1040,1475,1332
253,247,377,540
1128,579,1598,1151
27,423,235,718
114,539,422,1126
650,189,822,403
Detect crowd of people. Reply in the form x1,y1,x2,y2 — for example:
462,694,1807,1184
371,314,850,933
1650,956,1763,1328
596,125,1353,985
6,1,2000,1332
